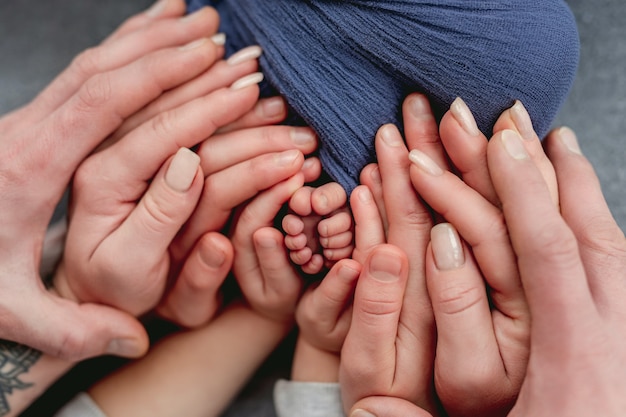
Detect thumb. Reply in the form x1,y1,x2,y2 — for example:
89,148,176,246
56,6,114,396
350,397,433,417
6,292,148,361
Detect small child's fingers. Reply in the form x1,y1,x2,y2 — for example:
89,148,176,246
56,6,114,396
318,210,352,238
290,247,313,266
301,157,323,183
493,101,558,206
284,233,308,251
289,186,314,216
350,185,385,263
439,98,496,205
311,182,347,216
157,232,232,328
282,214,305,235
320,231,354,250
298,259,361,330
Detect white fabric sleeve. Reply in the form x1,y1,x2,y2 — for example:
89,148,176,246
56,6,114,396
273,379,345,417
54,392,108,417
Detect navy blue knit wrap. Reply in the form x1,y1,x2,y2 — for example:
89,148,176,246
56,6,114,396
188,0,580,192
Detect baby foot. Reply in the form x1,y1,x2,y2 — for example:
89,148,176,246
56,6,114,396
283,182,354,276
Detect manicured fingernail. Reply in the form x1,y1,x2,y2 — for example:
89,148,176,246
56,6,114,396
369,250,402,282
379,124,403,147
408,149,444,176
107,338,143,357
501,129,529,160
291,127,316,145
275,149,301,166
230,72,264,90
178,38,207,51
351,409,376,417
227,45,263,66
259,97,286,118
210,33,226,46
557,126,582,155
431,223,465,270
510,100,536,140
146,0,168,17
450,97,480,136
409,94,432,119
165,148,200,192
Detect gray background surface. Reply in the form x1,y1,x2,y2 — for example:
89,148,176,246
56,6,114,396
1,0,624,416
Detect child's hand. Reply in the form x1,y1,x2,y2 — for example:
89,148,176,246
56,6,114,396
230,173,307,323
283,182,354,275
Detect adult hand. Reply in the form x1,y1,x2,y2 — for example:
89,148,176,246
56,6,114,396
0,1,224,360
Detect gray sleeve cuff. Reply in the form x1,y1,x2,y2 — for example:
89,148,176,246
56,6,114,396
273,379,345,417
54,392,108,417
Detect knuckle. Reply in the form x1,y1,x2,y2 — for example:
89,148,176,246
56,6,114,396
149,109,179,142
54,328,88,361
76,73,114,112
141,192,177,233
434,283,484,316
70,47,102,79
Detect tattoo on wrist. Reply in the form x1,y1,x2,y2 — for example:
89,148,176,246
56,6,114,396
0,341,41,415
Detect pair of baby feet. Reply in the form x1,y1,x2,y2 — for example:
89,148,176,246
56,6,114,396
282,182,354,276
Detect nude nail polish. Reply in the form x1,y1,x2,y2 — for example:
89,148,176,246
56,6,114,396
230,72,264,90
227,45,263,66
408,149,444,176
165,148,200,192
431,223,465,270
510,100,536,140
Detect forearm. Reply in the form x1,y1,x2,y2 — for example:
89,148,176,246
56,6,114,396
88,302,293,417
291,336,340,383
0,341,74,417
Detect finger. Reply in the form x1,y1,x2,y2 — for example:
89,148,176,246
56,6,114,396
34,8,221,116
349,397,433,417
439,98,497,205
103,0,188,43
341,245,409,406
102,78,262,186
320,230,354,250
157,233,233,328
488,130,595,332
297,259,361,331
29,40,221,203
3,289,148,361
217,96,288,134
359,164,388,233
301,157,323,183
402,93,446,167
289,187,314,216
350,186,386,263
232,174,305,297
109,52,261,143
408,148,527,318
544,127,626,308
197,126,317,176
175,150,305,256
252,227,304,320
426,224,508,407
493,101,558,206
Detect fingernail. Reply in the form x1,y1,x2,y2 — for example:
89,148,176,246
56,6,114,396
501,129,529,160
178,38,207,51
259,97,286,118
351,409,376,417
146,0,168,17
369,250,402,282
227,45,263,66
557,126,582,155
302,158,317,171
409,94,432,119
379,124,403,147
510,100,536,140
275,149,301,166
431,223,465,270
210,33,226,46
199,239,226,268
370,166,381,184
450,97,480,136
358,186,373,203
408,149,444,176
165,148,200,192
291,127,316,145
181,6,206,21
257,235,278,249
230,72,264,90
107,338,143,357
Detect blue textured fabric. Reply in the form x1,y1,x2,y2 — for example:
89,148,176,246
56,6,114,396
188,0,580,192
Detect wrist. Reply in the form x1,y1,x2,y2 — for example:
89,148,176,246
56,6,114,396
291,334,340,383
